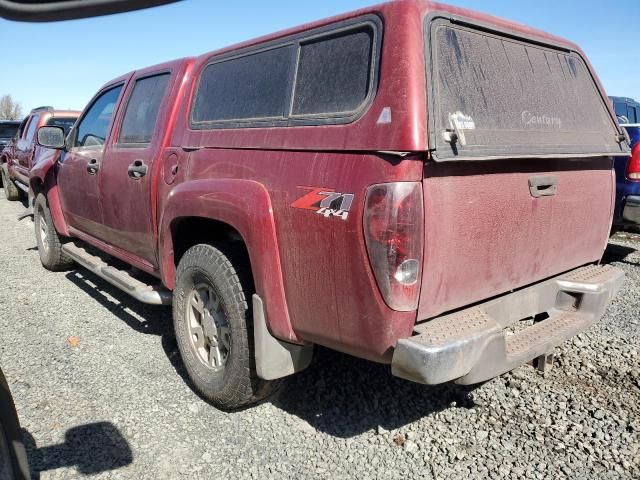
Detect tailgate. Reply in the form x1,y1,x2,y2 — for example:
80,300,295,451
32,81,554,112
418,17,627,319
418,158,614,320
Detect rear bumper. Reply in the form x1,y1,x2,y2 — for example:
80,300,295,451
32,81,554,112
622,195,640,225
391,264,624,385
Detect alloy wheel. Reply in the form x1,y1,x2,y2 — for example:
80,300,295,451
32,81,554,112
37,207,50,255
186,283,231,372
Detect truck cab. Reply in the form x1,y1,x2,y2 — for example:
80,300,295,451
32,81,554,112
33,0,626,409
0,120,20,150
1,106,79,201
0,120,19,188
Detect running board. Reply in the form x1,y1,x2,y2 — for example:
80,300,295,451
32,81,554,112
15,181,29,194
61,243,172,305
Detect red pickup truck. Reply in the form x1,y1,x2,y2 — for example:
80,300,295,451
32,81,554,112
1,106,78,201
32,1,627,409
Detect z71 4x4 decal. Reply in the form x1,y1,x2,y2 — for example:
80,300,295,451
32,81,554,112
291,186,354,221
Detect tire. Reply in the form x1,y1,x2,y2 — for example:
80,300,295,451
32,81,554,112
1,165,20,201
0,369,30,480
34,193,74,271
173,243,278,410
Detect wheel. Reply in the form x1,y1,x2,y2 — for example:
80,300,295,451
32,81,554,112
1,165,20,201
173,244,278,409
34,193,74,271
0,369,30,480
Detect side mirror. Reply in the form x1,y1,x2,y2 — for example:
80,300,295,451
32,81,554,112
37,126,66,149
0,0,178,22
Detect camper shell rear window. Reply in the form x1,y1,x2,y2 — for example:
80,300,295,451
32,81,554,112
427,18,627,160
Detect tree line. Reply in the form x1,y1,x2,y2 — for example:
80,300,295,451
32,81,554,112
0,95,23,120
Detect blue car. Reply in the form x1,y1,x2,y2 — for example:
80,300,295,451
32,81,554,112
614,123,640,229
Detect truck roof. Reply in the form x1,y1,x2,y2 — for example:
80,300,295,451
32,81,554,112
191,0,581,63
47,110,81,118
25,107,81,121
105,0,582,92
29,106,80,116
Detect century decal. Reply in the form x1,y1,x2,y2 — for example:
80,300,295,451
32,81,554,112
291,186,355,221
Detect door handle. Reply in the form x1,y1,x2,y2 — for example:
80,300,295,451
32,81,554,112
86,158,99,175
127,159,148,179
528,175,557,198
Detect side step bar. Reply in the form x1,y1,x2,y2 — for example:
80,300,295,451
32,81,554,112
16,182,33,220
15,181,29,194
61,243,172,305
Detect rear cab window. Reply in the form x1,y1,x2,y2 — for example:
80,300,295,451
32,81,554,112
190,17,380,129
427,18,627,160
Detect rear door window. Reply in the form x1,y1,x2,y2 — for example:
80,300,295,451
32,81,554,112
429,21,626,160
118,73,171,144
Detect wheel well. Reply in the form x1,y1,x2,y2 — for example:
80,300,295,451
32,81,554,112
30,178,44,196
171,217,248,267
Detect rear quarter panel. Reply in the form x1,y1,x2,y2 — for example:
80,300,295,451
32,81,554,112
182,149,423,361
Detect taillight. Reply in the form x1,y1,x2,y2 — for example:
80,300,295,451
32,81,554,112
364,182,423,311
627,145,640,181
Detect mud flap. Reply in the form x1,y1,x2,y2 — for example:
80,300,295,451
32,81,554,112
253,294,313,380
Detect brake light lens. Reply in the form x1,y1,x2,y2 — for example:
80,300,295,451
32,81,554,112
364,182,423,311
627,144,640,181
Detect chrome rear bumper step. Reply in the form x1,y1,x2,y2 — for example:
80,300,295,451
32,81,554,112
392,264,624,385
62,243,172,305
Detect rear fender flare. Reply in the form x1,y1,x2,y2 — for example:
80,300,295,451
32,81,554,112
160,179,299,343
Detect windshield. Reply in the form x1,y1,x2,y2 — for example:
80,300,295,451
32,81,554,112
429,20,627,160
0,124,18,139
46,116,76,136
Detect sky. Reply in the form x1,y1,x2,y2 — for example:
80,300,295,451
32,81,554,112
0,0,638,114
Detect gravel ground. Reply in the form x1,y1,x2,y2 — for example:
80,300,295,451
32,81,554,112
0,191,638,479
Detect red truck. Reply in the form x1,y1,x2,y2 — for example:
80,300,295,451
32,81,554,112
1,106,79,201
32,1,627,409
